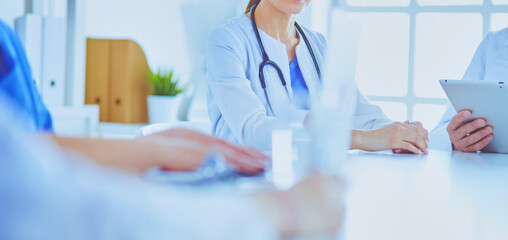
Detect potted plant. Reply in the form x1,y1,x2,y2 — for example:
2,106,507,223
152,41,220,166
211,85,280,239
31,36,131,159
147,69,185,123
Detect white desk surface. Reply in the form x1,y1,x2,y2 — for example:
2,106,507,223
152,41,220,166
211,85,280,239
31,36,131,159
342,149,508,240
147,149,507,240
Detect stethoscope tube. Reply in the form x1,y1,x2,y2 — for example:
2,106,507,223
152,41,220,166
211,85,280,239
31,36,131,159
250,4,321,116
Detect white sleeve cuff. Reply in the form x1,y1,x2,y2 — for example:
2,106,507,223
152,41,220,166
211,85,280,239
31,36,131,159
429,124,453,151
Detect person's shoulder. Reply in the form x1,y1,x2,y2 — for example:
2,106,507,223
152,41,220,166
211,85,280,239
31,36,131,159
0,19,9,30
208,15,251,46
0,19,17,79
489,27,508,42
476,27,508,54
0,19,19,46
297,24,327,47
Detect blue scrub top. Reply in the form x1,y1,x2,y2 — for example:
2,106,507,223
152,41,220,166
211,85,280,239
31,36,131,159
0,19,53,132
290,56,310,110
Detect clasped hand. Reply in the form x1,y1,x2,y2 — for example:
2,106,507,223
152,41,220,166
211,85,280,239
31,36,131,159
352,121,429,154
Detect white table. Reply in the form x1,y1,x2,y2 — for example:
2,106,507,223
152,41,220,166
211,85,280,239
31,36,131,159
342,149,508,240
146,149,508,240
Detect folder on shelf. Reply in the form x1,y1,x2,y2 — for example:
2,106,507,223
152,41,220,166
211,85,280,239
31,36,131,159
40,16,67,106
109,40,150,123
85,39,150,123
14,14,43,91
85,39,111,122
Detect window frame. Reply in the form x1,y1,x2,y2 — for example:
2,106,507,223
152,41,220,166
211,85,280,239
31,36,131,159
333,0,508,121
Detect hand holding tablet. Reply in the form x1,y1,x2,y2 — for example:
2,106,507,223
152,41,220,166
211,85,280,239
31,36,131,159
446,110,494,152
440,79,508,153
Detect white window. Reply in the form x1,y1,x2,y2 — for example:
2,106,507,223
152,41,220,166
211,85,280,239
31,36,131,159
331,0,508,130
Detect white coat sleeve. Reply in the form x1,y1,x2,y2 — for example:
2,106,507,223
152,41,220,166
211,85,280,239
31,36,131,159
429,33,492,150
206,27,308,150
352,88,393,130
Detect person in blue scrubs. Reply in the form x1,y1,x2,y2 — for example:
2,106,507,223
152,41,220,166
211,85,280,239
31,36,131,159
429,28,508,152
0,94,345,239
206,0,429,154
290,56,310,110
0,19,53,132
0,18,266,174
0,18,347,239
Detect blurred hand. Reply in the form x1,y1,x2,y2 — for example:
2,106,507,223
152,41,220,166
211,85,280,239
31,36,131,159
447,110,493,152
254,174,345,238
351,121,429,154
138,128,267,174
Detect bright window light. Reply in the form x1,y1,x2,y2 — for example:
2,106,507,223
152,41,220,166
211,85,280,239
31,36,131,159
332,0,496,127
350,13,410,97
347,0,410,6
492,0,508,5
414,13,483,99
373,101,408,122
491,14,508,32
413,104,447,130
417,0,482,6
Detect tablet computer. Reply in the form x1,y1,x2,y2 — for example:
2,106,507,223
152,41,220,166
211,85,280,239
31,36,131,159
440,79,508,153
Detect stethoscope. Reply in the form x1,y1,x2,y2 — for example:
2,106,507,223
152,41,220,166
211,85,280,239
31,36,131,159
250,4,321,116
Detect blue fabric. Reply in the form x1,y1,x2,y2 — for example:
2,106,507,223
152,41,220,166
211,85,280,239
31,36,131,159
0,19,53,132
290,56,310,110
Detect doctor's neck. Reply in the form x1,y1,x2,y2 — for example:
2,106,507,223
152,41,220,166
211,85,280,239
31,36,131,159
249,1,298,45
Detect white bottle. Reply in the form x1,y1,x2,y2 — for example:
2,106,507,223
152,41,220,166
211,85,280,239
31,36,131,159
309,11,362,175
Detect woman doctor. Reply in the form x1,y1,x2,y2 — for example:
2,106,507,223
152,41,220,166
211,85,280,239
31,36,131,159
206,0,429,154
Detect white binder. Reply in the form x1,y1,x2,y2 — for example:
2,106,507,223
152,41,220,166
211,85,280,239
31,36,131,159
14,14,43,91
40,16,67,106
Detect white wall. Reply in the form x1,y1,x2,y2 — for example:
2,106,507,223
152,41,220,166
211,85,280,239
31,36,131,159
84,0,320,79
84,0,199,78
0,0,25,28
0,0,69,26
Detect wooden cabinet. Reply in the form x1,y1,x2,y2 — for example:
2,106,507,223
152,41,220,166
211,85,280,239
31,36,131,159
85,38,150,123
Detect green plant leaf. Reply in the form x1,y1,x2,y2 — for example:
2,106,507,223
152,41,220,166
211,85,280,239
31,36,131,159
147,68,186,96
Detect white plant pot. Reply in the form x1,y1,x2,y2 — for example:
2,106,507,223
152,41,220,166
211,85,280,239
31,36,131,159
147,95,183,124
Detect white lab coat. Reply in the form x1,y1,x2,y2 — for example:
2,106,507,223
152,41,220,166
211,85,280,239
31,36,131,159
206,15,391,151
429,27,508,150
